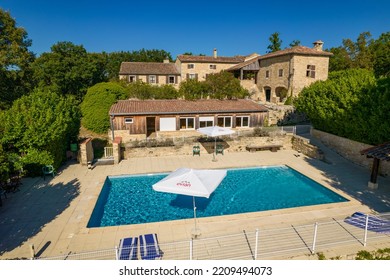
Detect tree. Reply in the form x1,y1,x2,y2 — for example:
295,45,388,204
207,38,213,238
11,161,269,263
289,40,301,47
204,71,249,99
267,32,282,53
328,46,353,72
0,9,35,109
370,32,390,78
179,79,209,100
0,90,80,174
31,41,103,99
329,32,374,72
81,82,128,134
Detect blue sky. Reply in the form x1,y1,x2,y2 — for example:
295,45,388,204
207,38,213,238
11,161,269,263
1,0,389,58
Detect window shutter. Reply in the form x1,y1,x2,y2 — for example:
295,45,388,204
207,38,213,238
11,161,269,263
195,74,198,81
156,76,159,84
186,73,189,80
166,76,168,84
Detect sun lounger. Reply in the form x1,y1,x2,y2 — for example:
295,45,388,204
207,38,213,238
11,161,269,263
344,212,390,234
139,233,162,260
118,237,138,260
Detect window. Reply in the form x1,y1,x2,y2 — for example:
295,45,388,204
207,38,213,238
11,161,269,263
180,117,195,130
236,116,249,127
306,65,316,78
209,64,217,70
188,74,197,80
199,117,214,128
124,118,133,124
265,70,270,78
187,64,194,69
128,75,136,83
217,116,232,127
148,75,156,83
278,69,283,77
168,76,175,84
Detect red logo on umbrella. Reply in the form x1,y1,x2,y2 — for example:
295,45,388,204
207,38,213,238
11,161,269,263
177,181,191,187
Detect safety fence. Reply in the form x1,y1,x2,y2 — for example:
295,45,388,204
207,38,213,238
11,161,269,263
35,212,390,260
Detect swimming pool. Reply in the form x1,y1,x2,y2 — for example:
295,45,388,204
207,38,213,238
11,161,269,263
87,165,348,228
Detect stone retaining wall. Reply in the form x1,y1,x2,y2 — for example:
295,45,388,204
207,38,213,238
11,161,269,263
125,135,292,158
312,129,390,176
291,135,324,160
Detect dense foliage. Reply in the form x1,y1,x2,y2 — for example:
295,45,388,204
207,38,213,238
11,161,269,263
31,41,107,99
204,71,249,99
124,81,179,100
81,82,128,134
328,31,390,78
0,10,35,109
294,69,390,145
0,90,80,175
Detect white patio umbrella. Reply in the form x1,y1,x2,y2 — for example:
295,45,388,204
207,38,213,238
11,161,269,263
152,168,227,236
197,126,235,161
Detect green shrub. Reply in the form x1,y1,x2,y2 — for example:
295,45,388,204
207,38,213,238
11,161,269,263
0,90,80,173
294,69,389,145
81,82,127,134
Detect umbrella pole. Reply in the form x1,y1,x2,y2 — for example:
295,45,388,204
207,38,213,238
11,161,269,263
193,196,197,230
192,196,201,238
212,138,217,162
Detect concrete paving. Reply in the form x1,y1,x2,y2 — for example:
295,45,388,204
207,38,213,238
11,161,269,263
0,134,390,259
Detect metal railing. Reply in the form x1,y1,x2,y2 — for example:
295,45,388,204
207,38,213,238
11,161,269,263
35,212,390,260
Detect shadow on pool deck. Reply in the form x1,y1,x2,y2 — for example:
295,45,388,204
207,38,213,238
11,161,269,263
302,134,390,213
1,135,390,259
0,174,80,258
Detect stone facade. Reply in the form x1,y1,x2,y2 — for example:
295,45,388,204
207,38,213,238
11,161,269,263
175,51,243,82
125,134,291,158
256,47,330,103
79,138,94,165
118,73,182,89
291,135,324,160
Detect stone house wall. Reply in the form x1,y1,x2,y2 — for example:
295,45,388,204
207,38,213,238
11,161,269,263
256,54,330,102
176,60,238,82
290,55,329,94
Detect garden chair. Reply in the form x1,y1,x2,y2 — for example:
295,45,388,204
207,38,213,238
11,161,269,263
216,144,224,155
42,165,56,180
193,145,200,156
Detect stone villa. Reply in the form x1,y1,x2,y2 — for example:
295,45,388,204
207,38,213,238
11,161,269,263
119,41,332,103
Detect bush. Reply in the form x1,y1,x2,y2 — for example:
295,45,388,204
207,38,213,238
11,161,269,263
0,90,80,173
81,82,128,134
294,69,389,145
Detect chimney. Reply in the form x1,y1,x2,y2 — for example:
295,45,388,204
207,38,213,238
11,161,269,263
313,40,324,51
213,48,217,58
163,57,170,63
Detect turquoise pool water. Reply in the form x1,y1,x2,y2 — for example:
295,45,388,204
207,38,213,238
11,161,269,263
87,165,348,228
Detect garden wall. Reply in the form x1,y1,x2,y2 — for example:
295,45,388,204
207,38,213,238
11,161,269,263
311,129,390,176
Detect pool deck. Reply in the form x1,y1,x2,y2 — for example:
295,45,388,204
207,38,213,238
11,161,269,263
1,134,390,259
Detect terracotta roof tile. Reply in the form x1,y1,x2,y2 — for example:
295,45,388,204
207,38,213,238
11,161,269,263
259,46,333,60
109,99,268,115
119,62,180,75
226,55,261,71
177,55,245,64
